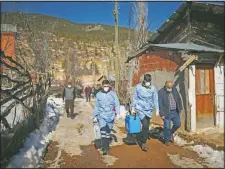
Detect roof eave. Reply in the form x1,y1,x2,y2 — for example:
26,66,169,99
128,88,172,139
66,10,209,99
126,43,224,63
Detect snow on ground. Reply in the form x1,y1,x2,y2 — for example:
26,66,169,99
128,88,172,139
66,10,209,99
167,154,204,168
148,124,224,168
50,98,127,166
52,99,96,157
1,97,34,129
195,127,224,134
174,134,194,146
173,134,224,168
7,96,63,168
188,145,224,168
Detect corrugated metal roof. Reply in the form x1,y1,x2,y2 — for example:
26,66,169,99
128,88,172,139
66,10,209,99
127,43,224,62
148,43,224,53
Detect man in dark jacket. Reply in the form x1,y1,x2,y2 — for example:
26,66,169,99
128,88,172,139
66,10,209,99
158,80,183,146
63,82,76,118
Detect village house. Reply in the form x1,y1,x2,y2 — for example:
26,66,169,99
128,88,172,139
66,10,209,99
126,2,224,132
1,24,17,72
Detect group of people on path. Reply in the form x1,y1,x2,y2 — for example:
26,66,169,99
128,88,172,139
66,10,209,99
62,74,183,155
62,82,102,118
84,84,102,102
91,74,183,155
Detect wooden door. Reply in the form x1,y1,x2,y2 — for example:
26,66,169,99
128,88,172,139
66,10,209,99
195,64,215,129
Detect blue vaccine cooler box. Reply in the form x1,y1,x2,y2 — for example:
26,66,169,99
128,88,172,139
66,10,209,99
125,114,141,134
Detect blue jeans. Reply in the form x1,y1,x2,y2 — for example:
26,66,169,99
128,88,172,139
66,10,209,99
163,110,181,143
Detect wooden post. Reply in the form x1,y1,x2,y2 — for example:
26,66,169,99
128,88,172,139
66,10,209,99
184,67,191,131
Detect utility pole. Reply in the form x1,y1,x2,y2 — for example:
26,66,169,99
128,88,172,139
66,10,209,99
113,0,120,95
91,59,96,87
72,49,76,85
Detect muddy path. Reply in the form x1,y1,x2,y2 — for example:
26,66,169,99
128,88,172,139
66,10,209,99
41,99,209,168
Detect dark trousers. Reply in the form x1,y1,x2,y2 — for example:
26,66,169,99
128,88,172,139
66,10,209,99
86,93,91,102
65,99,74,117
100,126,111,151
140,116,151,144
163,110,181,143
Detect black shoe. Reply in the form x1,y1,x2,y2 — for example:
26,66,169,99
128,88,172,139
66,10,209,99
102,148,108,155
141,143,149,152
165,141,170,146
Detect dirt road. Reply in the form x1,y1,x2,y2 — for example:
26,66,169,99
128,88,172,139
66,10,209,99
40,99,217,168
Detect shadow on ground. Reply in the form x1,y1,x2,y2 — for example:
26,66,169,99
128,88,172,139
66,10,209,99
122,126,165,147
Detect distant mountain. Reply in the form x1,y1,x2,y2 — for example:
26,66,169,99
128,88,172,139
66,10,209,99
1,12,132,43
1,12,150,78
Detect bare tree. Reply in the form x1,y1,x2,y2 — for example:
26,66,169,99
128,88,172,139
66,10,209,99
119,1,150,103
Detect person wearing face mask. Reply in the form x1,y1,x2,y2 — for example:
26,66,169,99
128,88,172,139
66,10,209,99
91,80,120,155
131,74,159,152
63,81,76,118
158,80,183,146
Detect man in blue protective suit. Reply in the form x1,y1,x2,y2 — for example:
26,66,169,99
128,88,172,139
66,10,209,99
131,74,159,152
92,79,120,155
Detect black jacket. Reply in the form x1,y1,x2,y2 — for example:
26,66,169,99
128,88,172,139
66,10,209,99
158,87,183,119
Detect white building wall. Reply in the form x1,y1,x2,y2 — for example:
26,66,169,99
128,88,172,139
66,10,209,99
214,62,224,128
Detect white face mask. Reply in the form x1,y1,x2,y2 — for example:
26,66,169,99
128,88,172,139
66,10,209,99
68,85,72,88
166,88,172,92
103,87,109,92
145,82,151,86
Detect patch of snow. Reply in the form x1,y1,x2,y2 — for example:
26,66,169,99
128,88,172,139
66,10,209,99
190,145,224,168
195,127,224,135
173,133,224,168
102,154,118,166
7,96,63,168
167,154,204,168
174,134,194,146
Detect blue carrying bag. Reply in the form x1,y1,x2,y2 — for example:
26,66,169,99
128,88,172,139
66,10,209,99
125,113,141,134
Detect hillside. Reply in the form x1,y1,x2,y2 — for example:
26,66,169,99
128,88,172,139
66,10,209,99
1,12,132,44
1,12,149,80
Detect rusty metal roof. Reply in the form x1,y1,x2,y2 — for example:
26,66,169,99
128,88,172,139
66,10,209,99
127,43,224,62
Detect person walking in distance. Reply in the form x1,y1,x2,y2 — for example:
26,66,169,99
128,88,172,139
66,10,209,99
85,85,91,102
63,82,76,118
131,74,159,152
92,80,120,155
158,80,183,146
